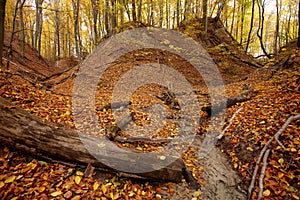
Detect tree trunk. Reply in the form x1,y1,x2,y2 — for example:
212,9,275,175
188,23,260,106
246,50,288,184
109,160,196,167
72,0,81,60
35,0,44,57
176,0,180,27
245,0,255,52
137,0,142,22
19,0,26,58
0,97,191,184
230,0,236,35
202,0,208,34
91,0,99,46
257,0,270,58
0,0,6,66
273,0,279,54
132,0,137,22
297,0,300,47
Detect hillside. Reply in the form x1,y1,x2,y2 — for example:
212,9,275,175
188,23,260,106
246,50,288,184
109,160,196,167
0,20,299,200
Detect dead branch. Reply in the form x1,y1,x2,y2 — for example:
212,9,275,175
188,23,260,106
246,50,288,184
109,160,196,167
258,149,270,200
217,107,243,139
247,114,300,199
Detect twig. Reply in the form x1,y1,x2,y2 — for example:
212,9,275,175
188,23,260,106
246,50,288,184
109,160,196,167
258,149,270,200
248,114,300,199
275,138,287,150
217,107,243,139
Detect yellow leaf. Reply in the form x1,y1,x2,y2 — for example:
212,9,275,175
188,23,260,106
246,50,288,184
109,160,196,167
128,191,135,197
278,172,284,179
93,182,99,191
11,197,18,200
110,192,114,200
233,163,238,169
5,175,16,183
263,189,271,196
159,155,166,160
38,186,46,193
291,148,297,152
246,147,253,152
76,171,84,176
50,190,62,197
291,193,299,200
75,176,81,185
0,182,4,188
278,158,284,166
136,146,143,151
101,184,107,194
193,190,201,197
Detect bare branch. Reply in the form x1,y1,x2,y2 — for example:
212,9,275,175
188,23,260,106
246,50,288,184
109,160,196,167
248,114,300,199
217,107,243,139
258,149,270,200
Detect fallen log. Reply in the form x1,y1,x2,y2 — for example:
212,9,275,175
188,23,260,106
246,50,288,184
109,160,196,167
202,90,258,117
0,97,192,184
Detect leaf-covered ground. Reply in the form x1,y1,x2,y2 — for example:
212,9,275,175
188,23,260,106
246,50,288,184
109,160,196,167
0,20,300,199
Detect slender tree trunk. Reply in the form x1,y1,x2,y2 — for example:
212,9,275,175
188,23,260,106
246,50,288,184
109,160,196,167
203,0,208,34
230,0,236,35
176,0,180,26
257,0,270,58
0,0,7,66
104,0,110,35
216,0,225,19
35,0,43,57
54,8,61,60
245,0,255,52
297,0,300,47
159,0,163,27
166,0,170,28
240,1,245,45
111,0,117,33
91,0,99,46
72,0,81,60
132,0,137,21
6,0,20,69
19,0,26,58
286,7,291,44
273,0,279,54
137,0,142,21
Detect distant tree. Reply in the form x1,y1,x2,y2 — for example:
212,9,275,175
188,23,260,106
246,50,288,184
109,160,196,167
298,0,300,47
245,0,255,52
35,0,44,57
203,0,208,34
0,0,6,66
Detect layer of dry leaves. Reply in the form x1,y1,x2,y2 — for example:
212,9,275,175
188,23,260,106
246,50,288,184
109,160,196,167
0,30,299,200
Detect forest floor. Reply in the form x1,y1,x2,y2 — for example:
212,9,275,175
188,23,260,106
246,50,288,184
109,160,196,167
0,19,300,200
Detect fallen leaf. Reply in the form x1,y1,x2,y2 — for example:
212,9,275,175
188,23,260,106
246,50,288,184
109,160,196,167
50,190,62,197
64,191,73,198
5,175,16,183
74,176,81,185
93,182,99,191
263,189,271,196
38,186,46,193
71,195,81,200
76,171,84,176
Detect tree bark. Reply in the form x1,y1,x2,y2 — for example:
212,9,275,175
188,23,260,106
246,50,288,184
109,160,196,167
245,0,255,52
298,0,300,47
0,97,190,183
0,0,6,66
